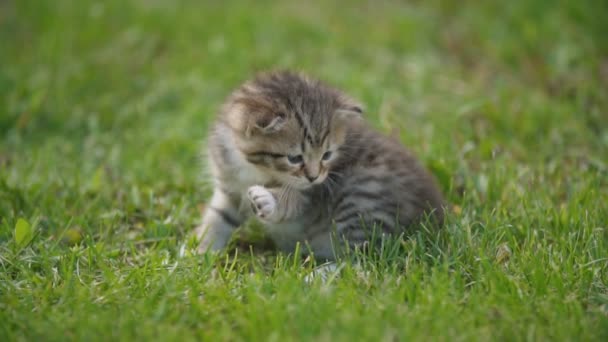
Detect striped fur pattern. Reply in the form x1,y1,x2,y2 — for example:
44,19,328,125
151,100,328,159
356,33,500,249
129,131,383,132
194,71,445,260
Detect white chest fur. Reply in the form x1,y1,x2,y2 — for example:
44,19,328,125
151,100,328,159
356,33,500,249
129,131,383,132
210,127,309,251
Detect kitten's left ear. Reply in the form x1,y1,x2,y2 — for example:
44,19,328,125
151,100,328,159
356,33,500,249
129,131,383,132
335,103,363,122
343,104,363,114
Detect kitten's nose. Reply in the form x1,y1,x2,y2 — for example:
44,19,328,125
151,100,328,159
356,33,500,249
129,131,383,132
306,175,318,183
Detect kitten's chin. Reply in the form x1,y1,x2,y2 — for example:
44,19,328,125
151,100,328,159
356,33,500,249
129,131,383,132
281,178,315,190
289,181,313,190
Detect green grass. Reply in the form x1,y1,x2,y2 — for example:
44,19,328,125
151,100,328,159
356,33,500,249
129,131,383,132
2,0,608,340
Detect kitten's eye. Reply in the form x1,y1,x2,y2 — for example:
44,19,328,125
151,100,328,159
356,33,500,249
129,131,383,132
287,155,304,164
322,151,332,161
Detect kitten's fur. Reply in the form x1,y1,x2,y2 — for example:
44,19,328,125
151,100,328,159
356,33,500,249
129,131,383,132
194,71,445,260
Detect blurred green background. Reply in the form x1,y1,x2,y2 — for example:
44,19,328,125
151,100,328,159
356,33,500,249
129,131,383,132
1,0,607,340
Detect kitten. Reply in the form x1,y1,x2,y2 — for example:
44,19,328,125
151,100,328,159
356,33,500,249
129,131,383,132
194,71,445,260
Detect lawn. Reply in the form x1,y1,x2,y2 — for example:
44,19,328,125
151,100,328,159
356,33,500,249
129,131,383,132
1,0,607,340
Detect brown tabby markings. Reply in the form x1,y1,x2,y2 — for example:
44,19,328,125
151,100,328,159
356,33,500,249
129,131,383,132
194,70,445,260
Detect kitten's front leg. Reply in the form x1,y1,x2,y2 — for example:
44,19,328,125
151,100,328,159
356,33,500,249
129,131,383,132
195,188,244,253
247,185,305,224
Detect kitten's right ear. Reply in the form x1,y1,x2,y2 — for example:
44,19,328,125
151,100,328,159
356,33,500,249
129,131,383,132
255,112,287,133
225,100,287,137
249,111,287,135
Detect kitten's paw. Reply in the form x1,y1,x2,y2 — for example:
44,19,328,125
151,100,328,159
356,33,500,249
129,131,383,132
247,185,279,223
303,262,343,284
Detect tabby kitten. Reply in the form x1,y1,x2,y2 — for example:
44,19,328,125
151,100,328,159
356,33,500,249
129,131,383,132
194,71,444,260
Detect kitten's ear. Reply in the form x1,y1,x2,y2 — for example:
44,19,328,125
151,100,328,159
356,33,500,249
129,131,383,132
342,104,363,115
332,104,363,139
334,104,363,122
247,111,287,136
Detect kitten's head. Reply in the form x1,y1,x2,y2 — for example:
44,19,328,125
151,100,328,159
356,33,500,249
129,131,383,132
223,71,362,189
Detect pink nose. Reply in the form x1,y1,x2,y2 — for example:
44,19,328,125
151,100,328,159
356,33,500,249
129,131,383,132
306,175,318,182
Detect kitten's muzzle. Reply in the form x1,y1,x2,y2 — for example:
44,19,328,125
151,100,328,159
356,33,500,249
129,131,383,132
306,175,318,183
304,164,320,183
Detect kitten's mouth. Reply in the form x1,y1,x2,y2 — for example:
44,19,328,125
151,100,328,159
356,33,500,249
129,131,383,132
298,175,328,189
279,173,328,190
291,182,314,190
312,176,328,186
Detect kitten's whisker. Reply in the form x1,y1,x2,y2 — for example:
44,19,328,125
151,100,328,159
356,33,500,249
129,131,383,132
279,183,291,204
328,170,344,178
323,179,336,199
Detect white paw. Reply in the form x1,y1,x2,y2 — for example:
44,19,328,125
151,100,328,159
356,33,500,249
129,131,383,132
247,185,278,222
303,262,342,284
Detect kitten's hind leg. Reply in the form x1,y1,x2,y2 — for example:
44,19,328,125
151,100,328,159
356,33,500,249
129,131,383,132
195,188,244,254
308,217,392,261
303,262,342,284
